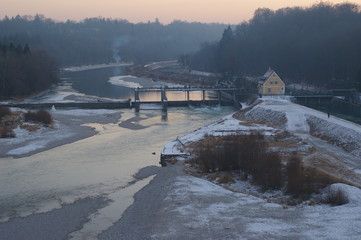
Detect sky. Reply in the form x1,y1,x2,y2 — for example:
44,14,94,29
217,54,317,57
1,0,360,24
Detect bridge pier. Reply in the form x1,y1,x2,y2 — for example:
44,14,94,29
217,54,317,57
217,90,222,105
134,88,140,112
186,90,190,106
161,88,168,112
232,91,240,108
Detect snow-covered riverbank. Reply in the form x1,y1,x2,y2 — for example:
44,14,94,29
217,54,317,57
103,97,361,239
63,62,133,72
0,109,121,158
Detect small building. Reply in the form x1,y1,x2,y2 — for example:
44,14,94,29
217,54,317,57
258,68,285,95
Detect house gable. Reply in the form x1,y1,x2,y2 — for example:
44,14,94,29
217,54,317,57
258,69,285,95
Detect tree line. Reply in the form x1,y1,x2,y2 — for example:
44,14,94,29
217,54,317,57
183,2,361,90
0,43,58,99
0,15,227,66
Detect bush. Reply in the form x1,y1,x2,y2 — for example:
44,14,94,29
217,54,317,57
24,110,53,125
253,152,283,190
321,187,349,206
191,134,342,202
286,154,337,199
0,126,15,138
191,134,283,190
0,106,11,120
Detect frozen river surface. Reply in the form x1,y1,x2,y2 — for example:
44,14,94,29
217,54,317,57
0,106,235,239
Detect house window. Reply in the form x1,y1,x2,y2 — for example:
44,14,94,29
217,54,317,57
275,81,278,84
268,88,271,93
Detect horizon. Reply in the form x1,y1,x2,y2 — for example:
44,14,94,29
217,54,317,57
1,0,360,24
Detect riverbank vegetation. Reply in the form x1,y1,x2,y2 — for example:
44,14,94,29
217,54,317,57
0,43,58,100
183,2,361,90
0,106,53,138
186,133,349,205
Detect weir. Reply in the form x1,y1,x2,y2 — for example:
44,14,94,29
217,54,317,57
133,86,243,112
0,87,243,111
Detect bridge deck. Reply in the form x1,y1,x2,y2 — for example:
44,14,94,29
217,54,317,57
135,87,239,92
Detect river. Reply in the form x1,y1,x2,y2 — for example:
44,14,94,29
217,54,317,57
0,66,235,239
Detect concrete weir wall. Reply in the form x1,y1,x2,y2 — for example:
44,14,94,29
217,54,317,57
0,101,132,109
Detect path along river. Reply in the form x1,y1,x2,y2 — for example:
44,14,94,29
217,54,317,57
0,66,235,239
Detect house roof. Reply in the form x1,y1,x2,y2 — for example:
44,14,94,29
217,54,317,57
263,68,274,79
258,68,284,85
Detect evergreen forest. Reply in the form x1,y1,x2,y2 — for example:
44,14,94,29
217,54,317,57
183,2,361,90
0,16,226,66
0,43,58,99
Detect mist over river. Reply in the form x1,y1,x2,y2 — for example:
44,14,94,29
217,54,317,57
0,66,235,239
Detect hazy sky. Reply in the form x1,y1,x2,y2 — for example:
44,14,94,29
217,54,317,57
1,0,360,24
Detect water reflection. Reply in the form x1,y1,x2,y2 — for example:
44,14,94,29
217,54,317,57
62,67,215,102
0,107,235,223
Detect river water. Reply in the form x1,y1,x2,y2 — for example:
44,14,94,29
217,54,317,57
0,66,235,239
61,66,214,101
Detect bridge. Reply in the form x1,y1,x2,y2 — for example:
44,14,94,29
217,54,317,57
293,94,334,104
0,87,243,111
133,86,243,111
0,101,132,110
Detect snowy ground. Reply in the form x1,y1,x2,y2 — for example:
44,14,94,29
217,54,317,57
0,108,121,158
20,81,114,104
135,97,361,239
62,63,132,72
108,75,184,88
164,98,361,185
99,163,361,240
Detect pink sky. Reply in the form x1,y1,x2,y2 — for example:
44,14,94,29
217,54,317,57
1,0,360,24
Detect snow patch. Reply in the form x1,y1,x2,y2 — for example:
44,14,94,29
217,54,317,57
55,109,119,117
108,76,143,88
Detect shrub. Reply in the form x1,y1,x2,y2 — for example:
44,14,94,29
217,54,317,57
321,187,349,206
286,155,305,196
191,134,342,202
218,173,235,184
0,106,11,120
252,152,283,190
190,134,283,190
286,154,337,199
0,126,15,138
24,110,53,125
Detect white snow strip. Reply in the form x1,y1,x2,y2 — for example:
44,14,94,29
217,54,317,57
63,63,132,72
55,109,119,116
108,76,143,88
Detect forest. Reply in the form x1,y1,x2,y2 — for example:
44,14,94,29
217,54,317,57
184,2,361,90
0,43,58,99
0,16,226,66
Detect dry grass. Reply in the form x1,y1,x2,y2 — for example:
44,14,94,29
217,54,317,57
187,132,349,204
0,106,11,119
218,173,235,184
20,124,40,132
321,187,349,206
24,110,53,126
0,126,15,138
189,134,284,190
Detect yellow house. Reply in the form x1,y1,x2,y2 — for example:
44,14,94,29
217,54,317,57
258,68,285,95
